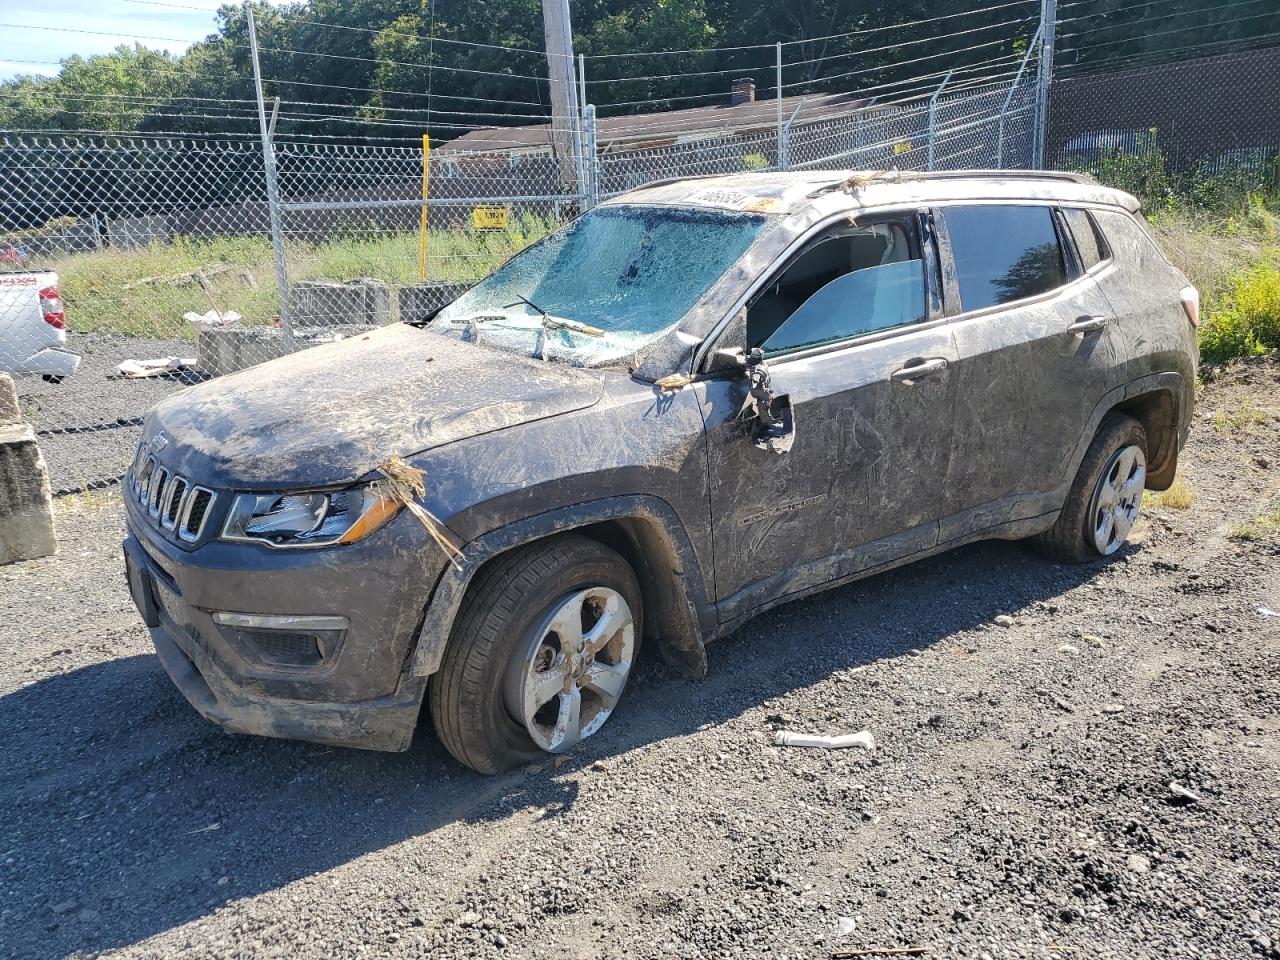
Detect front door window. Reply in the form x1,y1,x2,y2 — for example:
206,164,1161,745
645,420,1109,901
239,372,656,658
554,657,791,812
748,222,927,355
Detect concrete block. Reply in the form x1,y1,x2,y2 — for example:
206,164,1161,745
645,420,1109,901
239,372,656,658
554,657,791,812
288,278,392,328
197,327,289,378
0,374,57,565
397,281,470,325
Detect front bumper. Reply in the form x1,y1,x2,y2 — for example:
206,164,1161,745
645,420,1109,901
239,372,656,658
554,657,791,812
123,494,447,752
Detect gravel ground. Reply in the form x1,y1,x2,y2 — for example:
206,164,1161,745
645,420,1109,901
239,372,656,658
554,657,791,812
2,359,1278,960
17,333,204,493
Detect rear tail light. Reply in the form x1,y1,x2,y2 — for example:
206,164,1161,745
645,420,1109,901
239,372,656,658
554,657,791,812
1180,285,1200,328
39,285,66,330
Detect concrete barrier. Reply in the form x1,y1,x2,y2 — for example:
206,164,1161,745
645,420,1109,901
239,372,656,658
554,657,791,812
397,281,469,325
288,278,392,328
0,374,57,565
197,328,289,377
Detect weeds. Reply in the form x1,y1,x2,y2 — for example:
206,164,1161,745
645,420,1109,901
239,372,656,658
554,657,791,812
1146,478,1194,510
1229,506,1280,541
1213,401,1270,435
1198,255,1280,364
51,213,558,337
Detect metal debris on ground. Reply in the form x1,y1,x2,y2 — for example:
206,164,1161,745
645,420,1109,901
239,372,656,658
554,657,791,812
774,729,875,750
374,456,464,570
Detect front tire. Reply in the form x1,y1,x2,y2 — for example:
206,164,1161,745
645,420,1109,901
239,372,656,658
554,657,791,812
429,535,642,774
1036,413,1148,563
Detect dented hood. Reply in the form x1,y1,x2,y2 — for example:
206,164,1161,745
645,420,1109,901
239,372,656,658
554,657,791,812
146,324,604,490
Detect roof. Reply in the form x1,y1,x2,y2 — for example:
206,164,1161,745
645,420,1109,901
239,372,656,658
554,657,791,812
436,90,872,155
602,169,1141,215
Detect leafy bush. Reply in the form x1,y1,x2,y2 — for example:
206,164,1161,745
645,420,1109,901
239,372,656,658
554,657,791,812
1198,257,1280,363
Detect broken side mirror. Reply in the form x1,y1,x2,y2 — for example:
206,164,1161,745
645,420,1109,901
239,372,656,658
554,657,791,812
740,347,795,454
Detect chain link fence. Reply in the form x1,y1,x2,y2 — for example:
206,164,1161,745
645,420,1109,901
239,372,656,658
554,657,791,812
2,66,1045,490
1047,45,1280,200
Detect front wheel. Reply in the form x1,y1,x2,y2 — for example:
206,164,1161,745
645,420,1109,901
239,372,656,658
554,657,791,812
429,535,642,774
1035,413,1148,562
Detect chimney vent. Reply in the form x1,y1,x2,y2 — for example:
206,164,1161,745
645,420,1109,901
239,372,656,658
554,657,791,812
730,78,756,106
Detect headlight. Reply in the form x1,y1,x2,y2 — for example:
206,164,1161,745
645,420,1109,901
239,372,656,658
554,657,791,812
221,485,401,548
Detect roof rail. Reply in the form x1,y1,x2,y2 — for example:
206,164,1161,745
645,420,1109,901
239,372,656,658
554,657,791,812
899,168,1097,185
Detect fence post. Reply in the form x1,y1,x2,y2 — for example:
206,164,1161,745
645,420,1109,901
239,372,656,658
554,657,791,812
780,100,805,171
1034,0,1057,168
246,4,294,347
583,104,599,210
775,42,784,169
997,24,1043,169
577,52,590,211
926,71,952,172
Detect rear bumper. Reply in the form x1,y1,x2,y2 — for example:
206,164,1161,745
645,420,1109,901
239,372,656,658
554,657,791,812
7,347,80,378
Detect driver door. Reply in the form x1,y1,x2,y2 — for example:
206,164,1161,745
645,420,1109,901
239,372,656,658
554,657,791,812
698,211,959,623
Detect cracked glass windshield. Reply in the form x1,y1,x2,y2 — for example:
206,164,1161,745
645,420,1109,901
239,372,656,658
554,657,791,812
432,204,773,366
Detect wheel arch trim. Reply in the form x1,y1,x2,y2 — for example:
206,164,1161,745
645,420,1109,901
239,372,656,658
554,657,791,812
1067,372,1187,493
410,495,711,679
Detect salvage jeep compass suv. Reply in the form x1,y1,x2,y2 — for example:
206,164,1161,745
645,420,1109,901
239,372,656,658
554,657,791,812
123,170,1198,773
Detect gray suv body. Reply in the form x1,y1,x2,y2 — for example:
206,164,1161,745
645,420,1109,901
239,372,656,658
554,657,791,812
122,170,1199,773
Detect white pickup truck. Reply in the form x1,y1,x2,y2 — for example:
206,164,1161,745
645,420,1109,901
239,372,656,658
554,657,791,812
0,263,81,381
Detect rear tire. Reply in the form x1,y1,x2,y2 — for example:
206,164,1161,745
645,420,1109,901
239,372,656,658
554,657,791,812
1035,413,1148,563
429,535,642,774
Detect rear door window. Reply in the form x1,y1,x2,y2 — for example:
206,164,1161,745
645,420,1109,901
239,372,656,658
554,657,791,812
1062,207,1108,271
942,205,1067,312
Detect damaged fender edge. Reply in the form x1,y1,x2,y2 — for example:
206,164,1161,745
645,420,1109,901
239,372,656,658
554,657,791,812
409,494,714,680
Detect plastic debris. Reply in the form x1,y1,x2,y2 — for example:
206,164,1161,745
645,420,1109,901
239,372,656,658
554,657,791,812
1169,781,1203,804
183,308,241,330
774,729,875,750
117,357,197,378
1258,607,1279,618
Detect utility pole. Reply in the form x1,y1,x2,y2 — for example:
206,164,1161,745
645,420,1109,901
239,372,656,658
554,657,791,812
1034,0,1057,168
542,0,582,193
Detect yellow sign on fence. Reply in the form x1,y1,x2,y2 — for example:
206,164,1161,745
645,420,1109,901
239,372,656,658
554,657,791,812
472,204,510,231
892,140,913,156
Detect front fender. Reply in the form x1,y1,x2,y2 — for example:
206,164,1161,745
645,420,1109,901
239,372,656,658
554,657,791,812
409,494,712,678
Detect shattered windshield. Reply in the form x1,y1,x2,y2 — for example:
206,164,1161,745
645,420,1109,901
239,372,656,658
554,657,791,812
433,204,772,366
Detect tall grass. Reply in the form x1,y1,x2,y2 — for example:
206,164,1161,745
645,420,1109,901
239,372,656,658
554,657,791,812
51,211,558,338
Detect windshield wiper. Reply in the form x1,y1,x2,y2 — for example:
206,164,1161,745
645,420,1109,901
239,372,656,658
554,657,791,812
503,295,604,359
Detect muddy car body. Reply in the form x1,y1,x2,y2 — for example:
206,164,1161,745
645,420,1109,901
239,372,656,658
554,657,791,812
123,170,1198,772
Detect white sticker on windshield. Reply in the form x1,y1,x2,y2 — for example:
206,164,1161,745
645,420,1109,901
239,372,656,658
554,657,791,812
685,188,757,210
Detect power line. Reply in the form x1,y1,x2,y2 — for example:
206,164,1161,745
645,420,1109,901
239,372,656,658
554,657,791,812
781,34,1031,91
781,16,1035,67
1058,8,1279,46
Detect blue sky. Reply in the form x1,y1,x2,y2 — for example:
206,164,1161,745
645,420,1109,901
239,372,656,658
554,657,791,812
0,0,288,81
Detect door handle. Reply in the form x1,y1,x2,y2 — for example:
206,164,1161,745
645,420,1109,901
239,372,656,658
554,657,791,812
1067,315,1107,335
890,357,948,383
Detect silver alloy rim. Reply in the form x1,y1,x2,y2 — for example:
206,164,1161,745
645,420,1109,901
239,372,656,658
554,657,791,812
1090,443,1146,555
502,587,636,754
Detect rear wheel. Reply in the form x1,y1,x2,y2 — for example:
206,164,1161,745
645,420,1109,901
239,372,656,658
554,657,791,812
1035,414,1148,562
429,535,642,774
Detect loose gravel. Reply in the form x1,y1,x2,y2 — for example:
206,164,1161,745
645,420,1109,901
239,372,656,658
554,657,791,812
1,359,1277,960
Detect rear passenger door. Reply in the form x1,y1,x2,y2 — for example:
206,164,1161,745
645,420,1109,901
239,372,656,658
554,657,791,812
936,203,1121,541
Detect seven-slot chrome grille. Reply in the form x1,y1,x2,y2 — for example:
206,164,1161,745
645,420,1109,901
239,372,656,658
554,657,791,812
131,451,216,544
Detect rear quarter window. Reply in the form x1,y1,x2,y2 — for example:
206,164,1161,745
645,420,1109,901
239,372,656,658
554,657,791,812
1062,207,1108,271
942,204,1066,312
1091,208,1168,272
